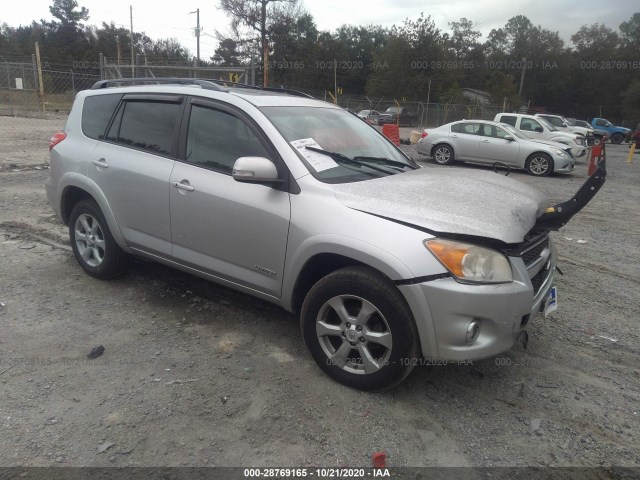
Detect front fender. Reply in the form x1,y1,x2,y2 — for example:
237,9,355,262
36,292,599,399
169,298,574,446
280,233,414,312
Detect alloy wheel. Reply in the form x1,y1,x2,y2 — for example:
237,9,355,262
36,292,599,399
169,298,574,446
315,295,393,375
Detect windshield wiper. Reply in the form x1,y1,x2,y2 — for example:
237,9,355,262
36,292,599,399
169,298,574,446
305,146,398,175
352,155,418,170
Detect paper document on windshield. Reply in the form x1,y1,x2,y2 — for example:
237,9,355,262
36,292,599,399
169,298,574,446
290,138,338,172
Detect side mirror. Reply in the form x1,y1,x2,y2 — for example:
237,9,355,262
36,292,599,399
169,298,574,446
504,135,515,142
232,157,282,184
534,127,543,133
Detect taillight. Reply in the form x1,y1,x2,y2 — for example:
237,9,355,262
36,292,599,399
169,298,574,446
421,132,428,139
49,132,67,152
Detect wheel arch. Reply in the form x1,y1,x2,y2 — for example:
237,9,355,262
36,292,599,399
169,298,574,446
283,236,415,314
57,173,129,250
525,151,555,174
430,142,455,159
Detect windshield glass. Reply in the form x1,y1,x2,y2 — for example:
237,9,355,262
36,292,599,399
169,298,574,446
384,107,399,114
537,117,557,131
545,116,565,127
262,106,415,184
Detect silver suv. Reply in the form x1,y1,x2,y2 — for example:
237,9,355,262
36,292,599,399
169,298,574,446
46,78,605,391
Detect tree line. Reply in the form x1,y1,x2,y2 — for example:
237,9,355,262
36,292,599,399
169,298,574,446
1,0,639,123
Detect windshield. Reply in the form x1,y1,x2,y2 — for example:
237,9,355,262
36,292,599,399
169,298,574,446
384,107,399,114
537,117,557,131
262,106,415,184
545,116,566,128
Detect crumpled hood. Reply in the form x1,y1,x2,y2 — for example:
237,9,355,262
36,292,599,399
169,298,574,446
332,168,551,244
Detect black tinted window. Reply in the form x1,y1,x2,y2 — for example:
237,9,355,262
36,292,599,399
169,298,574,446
186,105,270,174
500,115,517,127
116,101,181,155
81,94,122,140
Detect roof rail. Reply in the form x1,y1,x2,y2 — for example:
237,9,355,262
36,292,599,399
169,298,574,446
90,77,314,99
204,79,314,99
90,78,227,91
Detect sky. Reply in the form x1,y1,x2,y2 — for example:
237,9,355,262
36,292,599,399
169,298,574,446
2,0,637,60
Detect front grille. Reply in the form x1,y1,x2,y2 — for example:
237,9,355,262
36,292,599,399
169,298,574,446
521,236,549,268
530,267,548,295
507,230,552,297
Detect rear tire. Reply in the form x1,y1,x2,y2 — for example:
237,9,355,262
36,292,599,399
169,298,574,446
301,266,420,391
69,199,129,279
610,133,624,144
525,153,553,176
432,144,454,165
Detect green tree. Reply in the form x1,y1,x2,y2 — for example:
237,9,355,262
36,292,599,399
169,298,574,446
619,12,640,49
49,0,89,28
212,38,243,65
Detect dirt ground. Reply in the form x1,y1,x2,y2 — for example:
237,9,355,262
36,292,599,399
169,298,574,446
0,116,639,472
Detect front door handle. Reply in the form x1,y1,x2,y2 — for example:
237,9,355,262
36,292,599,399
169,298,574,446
481,139,490,143
173,181,195,192
92,159,109,169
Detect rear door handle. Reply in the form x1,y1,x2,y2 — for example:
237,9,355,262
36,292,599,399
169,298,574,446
451,134,458,138
481,139,490,143
92,159,109,168
173,181,195,192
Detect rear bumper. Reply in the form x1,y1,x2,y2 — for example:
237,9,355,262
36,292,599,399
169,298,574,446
399,242,557,361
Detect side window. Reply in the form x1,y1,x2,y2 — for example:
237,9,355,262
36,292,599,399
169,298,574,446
521,118,541,132
186,104,271,175
595,119,606,127
109,100,181,156
81,94,122,140
451,123,461,133
500,115,517,127
494,126,510,139
460,123,480,135
479,124,495,137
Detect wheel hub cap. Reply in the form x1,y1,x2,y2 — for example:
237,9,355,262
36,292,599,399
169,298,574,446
345,329,358,342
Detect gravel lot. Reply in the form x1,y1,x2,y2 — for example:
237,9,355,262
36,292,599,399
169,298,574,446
0,116,639,472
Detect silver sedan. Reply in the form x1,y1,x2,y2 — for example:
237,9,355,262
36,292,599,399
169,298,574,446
417,120,576,176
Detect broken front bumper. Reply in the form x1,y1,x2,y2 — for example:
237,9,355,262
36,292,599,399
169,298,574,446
398,240,557,361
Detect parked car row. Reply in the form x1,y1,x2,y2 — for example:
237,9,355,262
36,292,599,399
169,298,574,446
417,119,575,176
494,113,588,158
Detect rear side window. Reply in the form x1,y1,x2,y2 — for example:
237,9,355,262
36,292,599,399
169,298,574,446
460,123,480,135
108,101,181,156
499,115,517,127
81,94,122,140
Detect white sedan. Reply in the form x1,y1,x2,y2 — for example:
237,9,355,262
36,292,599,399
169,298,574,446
417,120,576,176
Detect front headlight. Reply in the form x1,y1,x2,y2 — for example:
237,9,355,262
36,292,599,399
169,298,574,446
425,239,513,284
553,148,568,156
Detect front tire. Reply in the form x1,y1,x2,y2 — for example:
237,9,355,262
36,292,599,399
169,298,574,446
69,199,129,279
432,144,454,165
525,153,553,176
301,267,420,391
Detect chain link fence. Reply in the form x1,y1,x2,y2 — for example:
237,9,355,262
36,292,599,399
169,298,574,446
1,59,99,167
1,55,510,167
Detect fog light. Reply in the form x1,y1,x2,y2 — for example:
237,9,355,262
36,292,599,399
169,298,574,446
466,320,480,345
